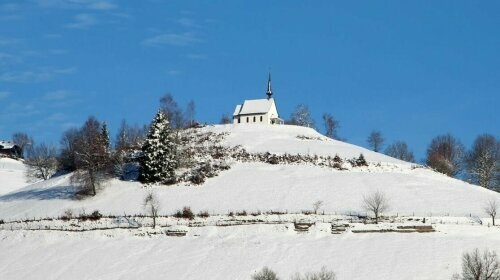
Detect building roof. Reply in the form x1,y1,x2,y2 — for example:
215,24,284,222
233,98,274,116
233,104,242,116
0,141,15,149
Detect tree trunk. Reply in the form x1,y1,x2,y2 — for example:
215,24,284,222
493,216,495,226
90,170,96,196
153,215,156,229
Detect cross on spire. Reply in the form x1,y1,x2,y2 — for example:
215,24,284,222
266,72,273,99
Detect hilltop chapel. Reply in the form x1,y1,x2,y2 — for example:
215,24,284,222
233,74,284,125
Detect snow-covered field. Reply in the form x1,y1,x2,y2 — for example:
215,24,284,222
2,223,500,280
0,125,497,280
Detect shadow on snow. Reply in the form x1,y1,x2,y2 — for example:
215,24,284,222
0,185,77,201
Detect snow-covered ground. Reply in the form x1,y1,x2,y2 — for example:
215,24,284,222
0,162,497,221
0,125,498,280
0,158,28,195
202,124,409,165
1,223,500,280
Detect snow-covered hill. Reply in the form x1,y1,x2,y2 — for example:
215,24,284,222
0,124,496,220
1,124,498,280
203,124,409,165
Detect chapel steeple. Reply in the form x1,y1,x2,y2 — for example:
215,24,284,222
266,72,273,99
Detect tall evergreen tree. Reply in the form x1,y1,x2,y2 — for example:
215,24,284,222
101,122,110,153
140,110,178,184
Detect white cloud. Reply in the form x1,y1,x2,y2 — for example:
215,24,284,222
36,0,118,10
66,13,97,29
176,17,200,28
44,90,71,100
143,32,201,47
0,37,22,46
88,1,116,10
0,67,76,83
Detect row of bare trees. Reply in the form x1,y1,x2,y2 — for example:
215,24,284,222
366,130,499,189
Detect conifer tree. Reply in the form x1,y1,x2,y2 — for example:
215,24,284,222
101,122,110,153
140,110,178,184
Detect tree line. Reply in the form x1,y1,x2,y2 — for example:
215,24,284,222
366,130,499,190
10,94,194,196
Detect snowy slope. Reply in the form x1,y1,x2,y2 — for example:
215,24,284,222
0,158,29,195
202,124,409,165
0,163,496,221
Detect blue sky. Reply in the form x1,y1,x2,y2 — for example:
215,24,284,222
0,0,498,160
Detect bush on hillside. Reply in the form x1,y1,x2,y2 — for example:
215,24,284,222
78,210,103,221
197,211,210,218
291,266,336,280
356,154,368,167
252,267,280,280
61,209,74,221
174,207,195,220
333,154,342,163
452,248,500,280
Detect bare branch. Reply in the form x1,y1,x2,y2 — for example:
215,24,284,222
362,190,390,224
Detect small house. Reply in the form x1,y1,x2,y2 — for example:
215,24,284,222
233,74,284,125
0,141,22,158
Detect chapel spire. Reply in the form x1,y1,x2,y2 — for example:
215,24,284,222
266,72,273,99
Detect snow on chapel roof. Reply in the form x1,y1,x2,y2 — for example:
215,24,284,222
234,98,273,116
233,104,242,116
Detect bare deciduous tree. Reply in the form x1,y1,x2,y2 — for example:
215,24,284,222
185,100,196,127
71,117,112,196
426,134,465,177
465,134,499,190
288,104,315,128
25,143,58,180
313,200,324,214
220,114,232,124
160,93,184,129
58,128,80,172
115,119,147,152
291,266,336,280
322,113,340,140
367,131,384,152
252,267,280,280
12,132,33,158
452,248,500,280
485,199,499,226
144,192,160,229
384,141,415,163
362,190,390,224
